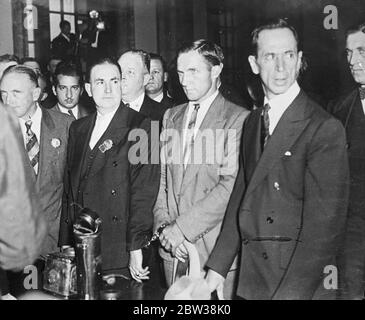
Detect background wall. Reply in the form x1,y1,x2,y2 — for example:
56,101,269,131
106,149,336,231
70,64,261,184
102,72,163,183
0,0,14,55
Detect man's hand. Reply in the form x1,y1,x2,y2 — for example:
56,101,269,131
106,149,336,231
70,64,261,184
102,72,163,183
206,269,225,298
159,222,185,255
175,243,188,262
129,249,150,283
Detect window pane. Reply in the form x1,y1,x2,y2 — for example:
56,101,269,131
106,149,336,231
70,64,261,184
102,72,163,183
28,28,34,42
49,0,61,12
64,15,75,33
63,0,74,13
50,13,61,40
28,43,35,58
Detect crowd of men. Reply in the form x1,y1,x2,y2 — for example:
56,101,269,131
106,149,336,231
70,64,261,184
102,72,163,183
1,17,365,300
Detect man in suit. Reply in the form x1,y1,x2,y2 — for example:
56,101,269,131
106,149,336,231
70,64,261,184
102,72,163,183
206,18,349,300
0,65,72,257
51,61,94,120
146,53,175,110
327,21,365,300
118,50,167,122
0,104,46,298
154,39,249,299
51,20,77,61
59,58,160,281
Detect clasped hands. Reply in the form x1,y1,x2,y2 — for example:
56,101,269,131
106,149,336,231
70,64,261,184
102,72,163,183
158,222,188,262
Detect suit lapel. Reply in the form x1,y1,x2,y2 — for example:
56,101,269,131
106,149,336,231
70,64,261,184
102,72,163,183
36,109,58,188
242,109,262,184
245,91,311,197
181,94,226,193
168,104,188,196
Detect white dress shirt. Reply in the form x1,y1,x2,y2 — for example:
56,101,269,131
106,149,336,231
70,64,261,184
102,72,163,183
182,90,219,165
123,92,145,113
89,108,118,150
18,104,42,148
152,92,164,103
58,103,79,119
360,86,365,115
264,81,300,135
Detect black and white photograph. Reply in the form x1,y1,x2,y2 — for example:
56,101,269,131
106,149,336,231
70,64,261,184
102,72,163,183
0,0,365,307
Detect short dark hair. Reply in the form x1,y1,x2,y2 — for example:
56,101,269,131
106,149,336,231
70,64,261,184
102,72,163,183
149,53,167,73
346,21,365,39
1,65,39,87
0,54,20,64
60,20,71,30
53,61,83,86
178,39,224,68
87,57,121,82
122,50,151,73
250,18,300,56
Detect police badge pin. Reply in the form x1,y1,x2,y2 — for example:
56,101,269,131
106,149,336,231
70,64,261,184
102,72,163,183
99,139,113,153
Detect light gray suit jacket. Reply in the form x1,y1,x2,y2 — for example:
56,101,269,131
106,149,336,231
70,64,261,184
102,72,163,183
153,93,249,268
24,108,73,256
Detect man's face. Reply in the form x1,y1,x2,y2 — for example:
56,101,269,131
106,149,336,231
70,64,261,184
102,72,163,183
177,50,221,102
86,63,122,110
23,61,41,75
53,75,82,109
48,59,62,76
0,61,18,80
62,23,71,36
248,28,302,100
0,72,40,119
346,31,365,85
146,59,166,95
118,52,150,102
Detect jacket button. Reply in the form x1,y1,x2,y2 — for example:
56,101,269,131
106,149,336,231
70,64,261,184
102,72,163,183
266,217,274,224
65,219,69,224
111,189,116,196
113,161,118,167
345,143,350,149
274,182,280,190
112,216,118,222
243,238,249,245
262,252,268,260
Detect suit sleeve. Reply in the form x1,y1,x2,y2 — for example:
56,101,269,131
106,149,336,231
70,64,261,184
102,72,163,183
205,120,247,278
175,110,248,242
127,118,160,251
0,109,46,271
153,109,173,232
274,117,349,299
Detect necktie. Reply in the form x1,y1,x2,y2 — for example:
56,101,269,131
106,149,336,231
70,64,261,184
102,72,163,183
359,87,365,100
183,104,200,168
25,120,40,175
68,109,76,120
261,103,271,149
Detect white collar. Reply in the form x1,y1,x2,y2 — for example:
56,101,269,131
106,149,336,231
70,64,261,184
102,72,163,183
263,82,300,135
151,91,164,103
188,90,219,112
61,33,70,42
58,103,79,118
123,92,145,112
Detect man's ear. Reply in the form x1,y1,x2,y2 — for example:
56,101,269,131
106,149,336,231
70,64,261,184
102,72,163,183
143,72,151,87
32,87,42,102
40,92,48,102
85,83,92,97
52,86,57,97
163,72,168,83
248,55,259,75
211,63,223,79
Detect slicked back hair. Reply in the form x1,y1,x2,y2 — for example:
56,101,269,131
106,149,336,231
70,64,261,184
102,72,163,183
177,39,224,68
1,65,39,87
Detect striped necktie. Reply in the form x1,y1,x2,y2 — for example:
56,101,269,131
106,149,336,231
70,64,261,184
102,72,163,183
25,120,40,175
359,87,365,100
183,103,200,168
261,103,271,149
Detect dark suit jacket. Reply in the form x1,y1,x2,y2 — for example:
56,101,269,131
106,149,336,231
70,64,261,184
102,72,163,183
51,103,94,120
160,94,175,110
139,95,167,122
327,89,365,218
59,102,160,272
207,90,349,299
51,33,77,60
